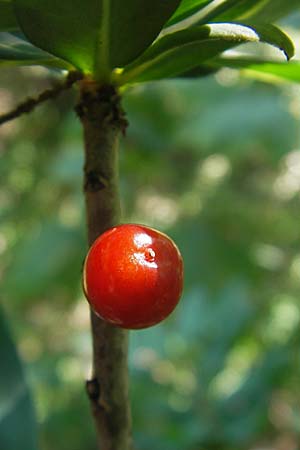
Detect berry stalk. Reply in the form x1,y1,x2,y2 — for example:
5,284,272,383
76,80,132,450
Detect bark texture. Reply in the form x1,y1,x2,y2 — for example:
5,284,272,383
76,80,132,450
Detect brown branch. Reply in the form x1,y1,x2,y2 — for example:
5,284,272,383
0,70,83,126
76,80,132,450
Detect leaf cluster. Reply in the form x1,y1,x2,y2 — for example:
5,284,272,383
0,0,299,85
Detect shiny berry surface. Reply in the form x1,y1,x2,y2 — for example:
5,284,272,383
83,224,184,329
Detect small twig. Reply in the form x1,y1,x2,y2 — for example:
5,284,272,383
0,70,83,126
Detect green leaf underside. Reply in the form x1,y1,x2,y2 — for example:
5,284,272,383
182,0,244,26
0,32,70,68
120,22,294,84
205,0,300,24
13,0,181,78
165,0,300,30
210,57,300,83
166,0,214,26
0,307,38,450
0,0,19,31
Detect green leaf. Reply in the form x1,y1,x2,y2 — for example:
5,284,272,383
172,0,300,28
0,1,19,31
0,32,71,68
201,0,300,24
241,22,294,60
242,0,300,23
119,22,294,84
210,57,300,83
13,0,181,78
166,0,214,26
178,65,219,78
193,0,244,25
0,306,39,450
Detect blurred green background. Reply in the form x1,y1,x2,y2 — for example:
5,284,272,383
1,14,300,450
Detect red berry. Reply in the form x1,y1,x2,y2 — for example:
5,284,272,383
83,224,184,329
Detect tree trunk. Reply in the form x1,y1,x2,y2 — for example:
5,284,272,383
76,80,133,450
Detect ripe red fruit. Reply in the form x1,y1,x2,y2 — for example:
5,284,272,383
83,224,183,329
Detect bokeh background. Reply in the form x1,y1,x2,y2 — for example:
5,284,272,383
1,11,300,450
